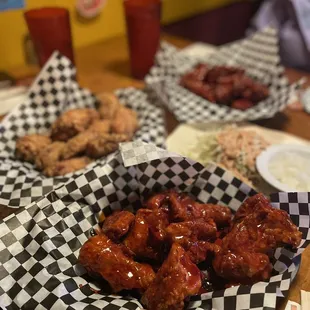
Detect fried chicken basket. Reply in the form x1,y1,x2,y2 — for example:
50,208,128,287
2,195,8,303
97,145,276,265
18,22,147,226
0,52,166,208
0,141,308,310
146,27,303,123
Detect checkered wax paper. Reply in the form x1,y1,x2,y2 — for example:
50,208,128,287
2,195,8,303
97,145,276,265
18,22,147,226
0,52,166,208
146,27,304,123
0,141,309,310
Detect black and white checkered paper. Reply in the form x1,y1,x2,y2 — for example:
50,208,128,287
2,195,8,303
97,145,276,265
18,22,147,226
0,52,166,208
146,27,303,123
0,141,309,310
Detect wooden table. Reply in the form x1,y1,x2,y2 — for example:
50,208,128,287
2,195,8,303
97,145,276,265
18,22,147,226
5,34,310,309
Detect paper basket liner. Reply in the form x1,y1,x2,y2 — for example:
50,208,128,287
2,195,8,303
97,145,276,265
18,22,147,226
0,52,166,208
146,27,303,123
0,141,309,310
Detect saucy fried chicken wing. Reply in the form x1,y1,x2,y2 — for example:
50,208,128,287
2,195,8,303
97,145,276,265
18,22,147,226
144,191,170,210
123,209,159,261
141,243,201,310
45,156,92,177
35,141,66,170
213,195,302,284
97,92,121,120
102,211,135,242
79,234,155,293
86,133,128,158
170,192,232,227
15,134,51,163
51,108,100,141
180,64,269,110
111,107,139,139
214,251,272,284
146,208,170,246
187,241,221,264
166,219,217,249
190,201,232,227
233,193,270,223
145,190,232,227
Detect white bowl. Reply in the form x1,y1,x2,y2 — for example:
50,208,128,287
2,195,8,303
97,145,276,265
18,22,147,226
256,144,310,192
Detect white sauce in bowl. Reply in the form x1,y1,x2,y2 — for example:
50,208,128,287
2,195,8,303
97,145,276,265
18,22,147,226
269,151,310,192
256,144,310,192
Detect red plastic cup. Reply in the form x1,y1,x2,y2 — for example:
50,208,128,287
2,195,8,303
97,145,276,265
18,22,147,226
124,0,161,79
24,7,75,67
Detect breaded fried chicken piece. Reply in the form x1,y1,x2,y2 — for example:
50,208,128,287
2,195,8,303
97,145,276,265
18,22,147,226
141,243,201,310
44,156,92,177
86,133,128,158
35,142,66,170
79,234,155,293
111,107,139,139
15,134,51,163
97,92,121,119
51,108,100,141
62,120,111,160
88,119,111,133
62,131,98,160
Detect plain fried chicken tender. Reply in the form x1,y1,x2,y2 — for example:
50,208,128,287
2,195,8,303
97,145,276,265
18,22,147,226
97,92,121,119
15,134,51,163
88,119,111,133
111,107,139,139
62,120,111,159
44,156,92,177
51,108,100,141
86,133,128,158
35,142,66,170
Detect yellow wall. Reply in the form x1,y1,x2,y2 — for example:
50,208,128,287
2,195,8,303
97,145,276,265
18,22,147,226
0,0,236,70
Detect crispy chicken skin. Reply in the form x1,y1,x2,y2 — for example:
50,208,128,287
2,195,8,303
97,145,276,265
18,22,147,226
62,120,112,160
62,131,98,160
111,107,139,139
102,211,135,242
44,156,92,177
97,92,121,120
35,142,66,170
15,134,51,163
86,133,128,158
88,119,111,133
141,243,202,310
51,108,100,141
213,194,302,284
79,234,155,293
